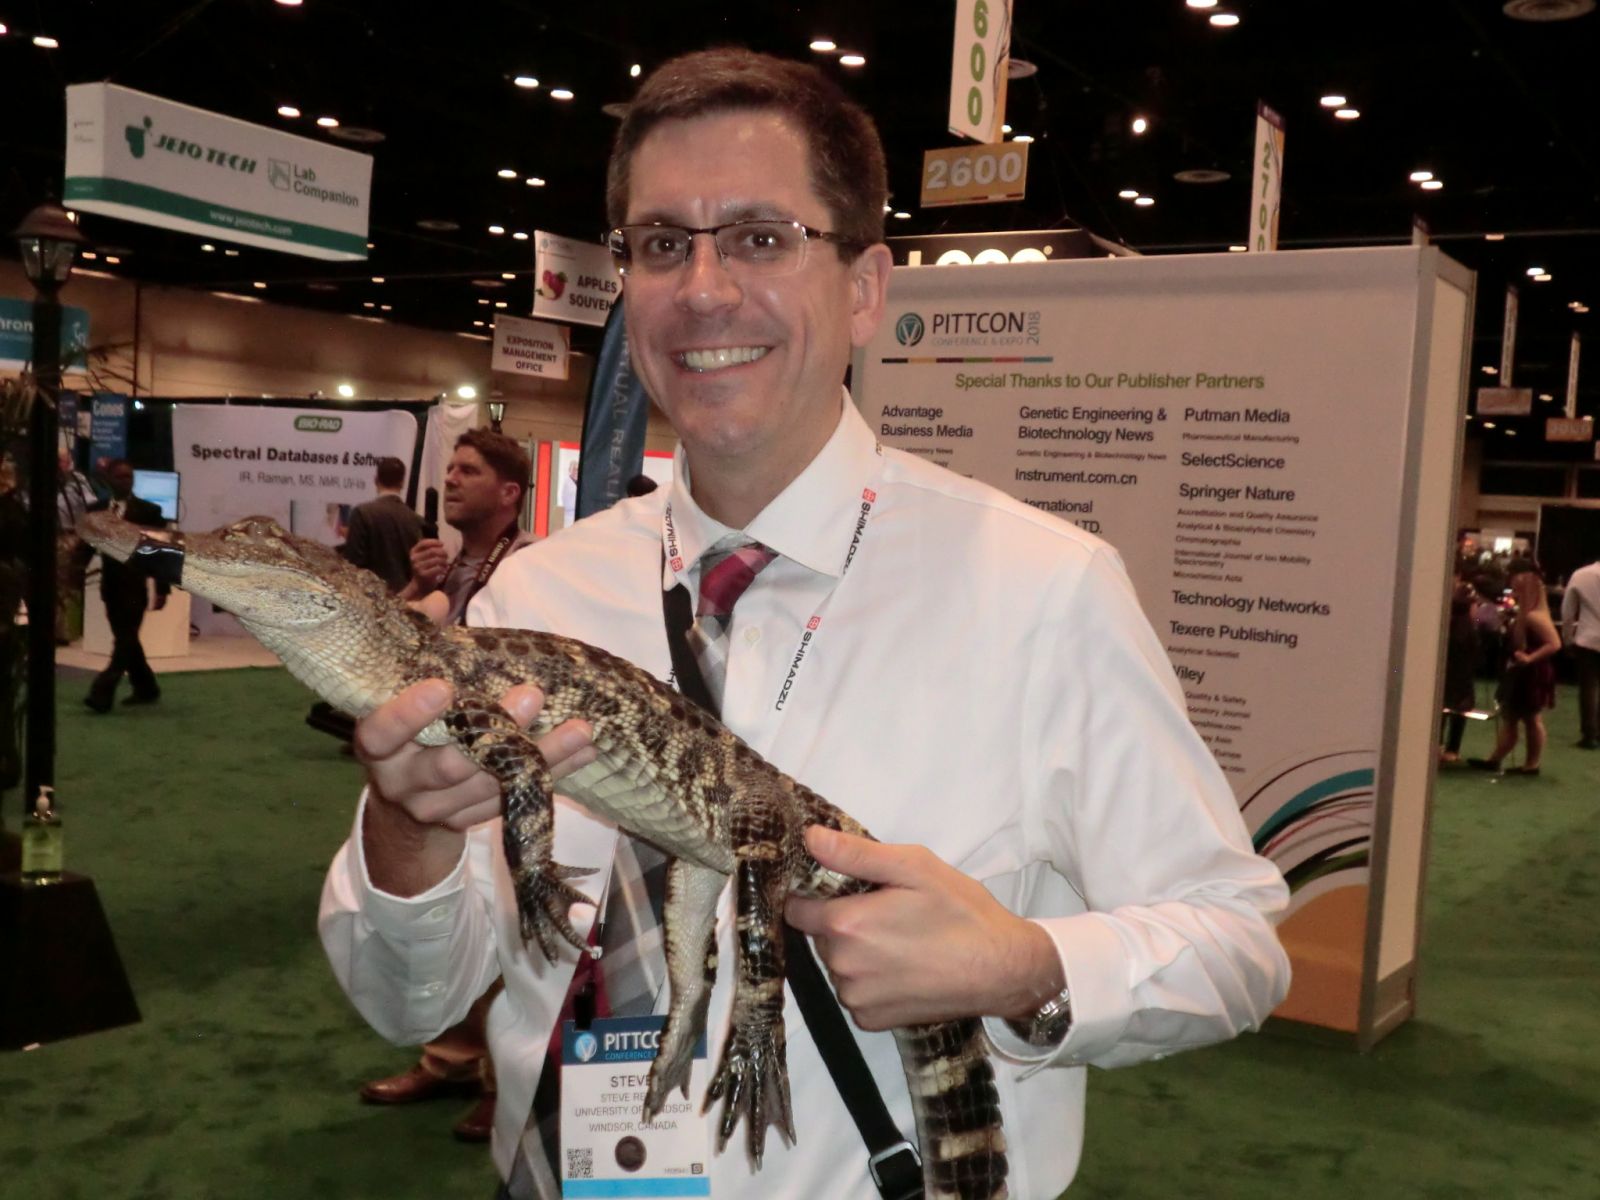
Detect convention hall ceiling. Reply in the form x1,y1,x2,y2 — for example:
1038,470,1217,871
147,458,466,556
2,1,1595,448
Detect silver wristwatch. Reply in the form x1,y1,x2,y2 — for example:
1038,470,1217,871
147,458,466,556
1005,984,1074,1047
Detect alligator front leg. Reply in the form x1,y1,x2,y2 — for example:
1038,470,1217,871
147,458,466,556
644,857,724,1123
443,696,594,961
704,802,796,1166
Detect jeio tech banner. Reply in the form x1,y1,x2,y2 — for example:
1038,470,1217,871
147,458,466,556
65,83,373,261
857,247,1446,1033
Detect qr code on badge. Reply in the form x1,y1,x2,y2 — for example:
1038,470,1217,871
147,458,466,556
566,1147,594,1179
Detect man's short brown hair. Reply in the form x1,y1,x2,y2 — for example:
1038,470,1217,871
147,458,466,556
606,48,888,254
455,429,531,507
374,456,406,490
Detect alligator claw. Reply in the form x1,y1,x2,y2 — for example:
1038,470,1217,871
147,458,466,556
513,863,595,961
644,1011,702,1123
704,1021,795,1167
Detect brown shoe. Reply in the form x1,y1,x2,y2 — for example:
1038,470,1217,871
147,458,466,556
360,1063,477,1105
452,1092,497,1142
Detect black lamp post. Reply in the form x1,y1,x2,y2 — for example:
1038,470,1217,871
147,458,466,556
487,400,505,433
14,200,89,820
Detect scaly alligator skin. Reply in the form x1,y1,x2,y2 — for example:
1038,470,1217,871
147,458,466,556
81,512,1009,1198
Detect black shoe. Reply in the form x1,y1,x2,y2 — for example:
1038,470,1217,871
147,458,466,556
1578,738,1599,750
83,694,112,714
1465,757,1501,772
122,692,160,706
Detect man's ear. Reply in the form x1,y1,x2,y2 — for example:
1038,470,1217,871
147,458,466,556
848,243,895,349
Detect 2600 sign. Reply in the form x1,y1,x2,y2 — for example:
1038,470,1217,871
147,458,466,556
920,141,1029,209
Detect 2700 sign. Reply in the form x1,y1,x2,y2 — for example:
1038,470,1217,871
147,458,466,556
920,142,1029,209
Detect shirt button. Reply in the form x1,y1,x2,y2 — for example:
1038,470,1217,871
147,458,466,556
744,627,762,645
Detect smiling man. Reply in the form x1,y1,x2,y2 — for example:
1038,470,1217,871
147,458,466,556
320,49,1290,1200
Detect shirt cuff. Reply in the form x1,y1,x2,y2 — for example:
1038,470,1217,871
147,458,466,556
347,788,471,934
982,912,1135,1070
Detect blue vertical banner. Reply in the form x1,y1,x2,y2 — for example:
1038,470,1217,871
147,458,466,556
575,301,652,519
89,393,128,468
0,297,90,368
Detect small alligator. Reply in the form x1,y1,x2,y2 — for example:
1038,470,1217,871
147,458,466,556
80,511,1008,1198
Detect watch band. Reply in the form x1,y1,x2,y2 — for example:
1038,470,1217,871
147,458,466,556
1005,984,1073,1047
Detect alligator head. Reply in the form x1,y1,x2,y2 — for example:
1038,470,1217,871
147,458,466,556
78,511,386,632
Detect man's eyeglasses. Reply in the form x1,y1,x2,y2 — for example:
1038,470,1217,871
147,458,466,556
607,220,863,278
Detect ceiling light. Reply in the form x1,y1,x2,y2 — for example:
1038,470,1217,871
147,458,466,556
1131,116,1149,135
1485,233,1505,241
1533,273,1553,282
457,385,478,399
512,231,529,240
502,272,516,280
201,243,215,252
497,168,517,179
1175,167,1231,184
1134,196,1156,207
1320,95,1347,108
1540,392,1554,400
810,39,838,52
495,301,508,308
1209,12,1240,26
0,23,8,34
550,88,575,101
893,211,911,220
488,225,505,235
1482,421,1497,429
362,302,376,309
336,384,355,399
839,54,867,67
371,275,385,283
1002,124,1012,134
525,176,545,187
1576,305,1591,313
1420,180,1443,191
81,251,96,260
1186,0,1219,7
514,76,539,89
380,304,392,312
1228,245,1247,252
1505,429,1517,437
1481,365,1498,375
224,248,240,257
1409,170,1434,182
1118,189,1140,199
1527,266,1545,276
1334,108,1361,120
1012,133,1034,143
366,242,375,249
103,256,121,265
253,281,267,289
473,320,485,327
277,105,301,119
316,116,339,128
33,35,60,48
275,0,303,5
630,63,642,78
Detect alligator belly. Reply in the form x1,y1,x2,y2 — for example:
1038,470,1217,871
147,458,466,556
561,747,734,874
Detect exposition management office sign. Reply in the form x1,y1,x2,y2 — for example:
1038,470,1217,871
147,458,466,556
64,83,373,261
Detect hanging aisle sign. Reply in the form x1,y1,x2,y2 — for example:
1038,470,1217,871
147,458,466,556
920,142,1029,208
948,0,1011,143
64,84,372,261
533,231,620,327
1567,331,1582,416
491,314,570,380
1545,416,1592,443
1500,285,1519,384
1248,102,1286,252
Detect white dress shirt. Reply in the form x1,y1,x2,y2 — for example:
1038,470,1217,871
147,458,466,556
1562,561,1600,652
319,395,1291,1198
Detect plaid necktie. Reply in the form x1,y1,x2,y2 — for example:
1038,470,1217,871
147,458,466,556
523,535,776,1193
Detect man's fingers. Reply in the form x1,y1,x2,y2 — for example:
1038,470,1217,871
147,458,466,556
355,679,453,761
804,825,924,888
500,685,544,728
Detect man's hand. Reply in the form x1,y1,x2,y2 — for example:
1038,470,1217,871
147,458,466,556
408,538,450,592
785,826,1065,1031
354,679,597,896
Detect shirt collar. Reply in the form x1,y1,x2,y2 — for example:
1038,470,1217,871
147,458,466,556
662,389,882,588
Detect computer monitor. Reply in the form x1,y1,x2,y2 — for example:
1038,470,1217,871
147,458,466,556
133,469,181,522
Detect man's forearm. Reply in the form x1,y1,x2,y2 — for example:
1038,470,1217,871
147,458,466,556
361,789,467,897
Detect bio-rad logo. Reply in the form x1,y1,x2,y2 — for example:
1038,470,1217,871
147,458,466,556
894,312,925,346
295,415,342,433
928,309,1043,349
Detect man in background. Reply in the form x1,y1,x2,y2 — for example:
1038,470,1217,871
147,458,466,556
56,446,96,644
340,456,423,594
1562,554,1600,749
360,428,536,1141
84,459,167,712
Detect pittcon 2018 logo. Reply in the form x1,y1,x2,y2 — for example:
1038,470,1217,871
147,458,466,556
573,1031,599,1062
894,312,925,347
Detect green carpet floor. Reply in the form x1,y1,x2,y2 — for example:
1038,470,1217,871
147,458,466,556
2,668,1597,1198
